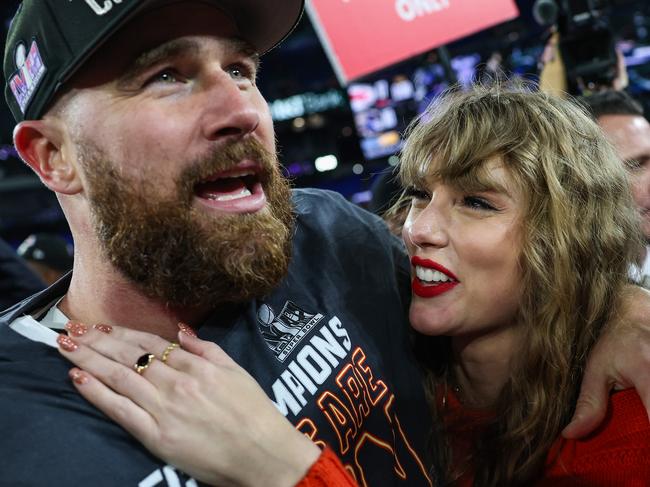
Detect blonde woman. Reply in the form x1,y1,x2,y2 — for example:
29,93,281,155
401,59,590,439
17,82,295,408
400,84,650,485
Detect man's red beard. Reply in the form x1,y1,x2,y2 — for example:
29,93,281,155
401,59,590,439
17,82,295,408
80,138,294,308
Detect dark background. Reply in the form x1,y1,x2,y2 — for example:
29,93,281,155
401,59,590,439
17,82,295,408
1,0,649,246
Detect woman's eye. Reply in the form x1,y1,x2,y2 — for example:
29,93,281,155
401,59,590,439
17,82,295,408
462,196,496,211
404,187,431,201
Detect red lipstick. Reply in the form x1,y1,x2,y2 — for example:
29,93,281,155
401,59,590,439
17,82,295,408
411,256,458,279
411,256,459,298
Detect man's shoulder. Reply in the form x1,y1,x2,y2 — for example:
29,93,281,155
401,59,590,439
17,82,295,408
292,187,372,218
291,188,396,242
289,188,408,277
0,272,70,322
0,324,170,486
0,319,74,400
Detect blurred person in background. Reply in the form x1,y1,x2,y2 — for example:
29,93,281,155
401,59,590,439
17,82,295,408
17,233,73,285
0,237,45,309
538,32,629,97
580,90,650,288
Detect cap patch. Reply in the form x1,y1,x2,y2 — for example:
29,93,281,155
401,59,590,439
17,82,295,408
9,40,47,114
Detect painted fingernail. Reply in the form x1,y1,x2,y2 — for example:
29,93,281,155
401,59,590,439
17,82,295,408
65,321,88,337
94,324,113,334
178,322,197,337
57,334,79,352
70,368,88,385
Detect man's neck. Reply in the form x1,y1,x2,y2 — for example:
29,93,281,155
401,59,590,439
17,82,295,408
59,259,210,342
451,325,520,409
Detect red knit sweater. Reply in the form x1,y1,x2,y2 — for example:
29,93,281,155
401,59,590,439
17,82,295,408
541,389,650,486
297,389,650,486
296,447,357,487
441,388,650,486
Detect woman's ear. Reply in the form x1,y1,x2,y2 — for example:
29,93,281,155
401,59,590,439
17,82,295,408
13,119,83,195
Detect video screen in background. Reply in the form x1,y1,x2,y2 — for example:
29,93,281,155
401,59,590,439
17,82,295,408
347,47,542,161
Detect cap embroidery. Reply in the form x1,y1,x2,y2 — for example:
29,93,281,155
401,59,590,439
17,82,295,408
9,41,47,114
78,0,125,16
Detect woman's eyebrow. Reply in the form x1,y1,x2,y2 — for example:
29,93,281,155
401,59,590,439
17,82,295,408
449,173,513,197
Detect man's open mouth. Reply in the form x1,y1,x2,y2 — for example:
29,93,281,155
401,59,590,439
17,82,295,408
195,170,261,201
193,164,267,213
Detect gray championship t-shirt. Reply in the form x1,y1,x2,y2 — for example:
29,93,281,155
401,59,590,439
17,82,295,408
0,189,437,486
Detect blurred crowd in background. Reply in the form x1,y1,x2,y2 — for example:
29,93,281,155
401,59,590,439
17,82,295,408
1,0,650,302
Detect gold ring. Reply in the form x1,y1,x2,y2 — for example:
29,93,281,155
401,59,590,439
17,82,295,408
134,353,156,374
161,342,180,364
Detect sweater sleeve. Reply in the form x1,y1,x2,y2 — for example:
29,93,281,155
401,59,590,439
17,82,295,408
296,448,358,487
541,389,650,486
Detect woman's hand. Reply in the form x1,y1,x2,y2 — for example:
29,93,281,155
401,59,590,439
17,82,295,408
563,286,650,438
57,322,321,487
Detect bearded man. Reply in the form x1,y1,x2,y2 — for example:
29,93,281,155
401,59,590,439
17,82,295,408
0,2,434,485
1,1,650,486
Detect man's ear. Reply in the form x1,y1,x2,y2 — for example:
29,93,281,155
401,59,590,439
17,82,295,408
13,120,83,195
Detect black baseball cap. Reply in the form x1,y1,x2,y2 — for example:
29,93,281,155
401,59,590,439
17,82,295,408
4,0,304,122
17,233,73,272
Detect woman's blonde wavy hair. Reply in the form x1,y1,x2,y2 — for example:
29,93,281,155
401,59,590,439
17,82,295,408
396,82,643,486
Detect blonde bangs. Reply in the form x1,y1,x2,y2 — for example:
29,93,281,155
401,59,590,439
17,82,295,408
399,84,539,195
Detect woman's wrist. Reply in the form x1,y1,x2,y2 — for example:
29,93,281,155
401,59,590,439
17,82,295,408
237,426,322,487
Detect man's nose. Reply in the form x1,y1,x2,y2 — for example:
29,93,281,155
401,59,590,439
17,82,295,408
200,70,261,142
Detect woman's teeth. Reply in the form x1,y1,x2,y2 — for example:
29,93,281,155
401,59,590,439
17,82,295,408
415,265,453,284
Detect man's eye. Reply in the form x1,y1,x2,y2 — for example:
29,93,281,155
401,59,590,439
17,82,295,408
146,70,180,86
462,196,497,211
228,64,255,82
159,72,177,83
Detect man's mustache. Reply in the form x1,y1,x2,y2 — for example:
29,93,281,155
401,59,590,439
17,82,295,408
180,139,277,190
